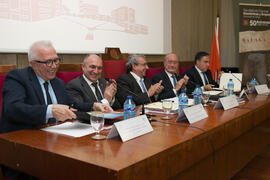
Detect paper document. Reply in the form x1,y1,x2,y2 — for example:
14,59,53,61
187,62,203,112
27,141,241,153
204,91,223,96
218,73,243,92
41,122,112,138
144,98,194,113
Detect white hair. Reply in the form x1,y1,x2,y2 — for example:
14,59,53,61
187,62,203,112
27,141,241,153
28,40,54,62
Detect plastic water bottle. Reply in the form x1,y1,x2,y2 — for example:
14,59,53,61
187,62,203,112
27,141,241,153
227,79,234,96
123,96,136,120
178,90,189,115
249,77,258,93
250,77,258,86
193,85,202,105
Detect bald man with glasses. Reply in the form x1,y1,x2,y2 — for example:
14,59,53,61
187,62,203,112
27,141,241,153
152,53,189,100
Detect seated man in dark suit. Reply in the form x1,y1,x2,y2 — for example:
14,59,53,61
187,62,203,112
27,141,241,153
152,53,189,100
0,40,112,179
184,51,219,94
0,41,112,134
116,54,164,106
66,54,121,110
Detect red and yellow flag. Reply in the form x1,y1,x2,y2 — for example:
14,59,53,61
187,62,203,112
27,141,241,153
209,17,221,80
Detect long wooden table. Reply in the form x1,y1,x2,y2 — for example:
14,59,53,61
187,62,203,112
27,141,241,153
0,94,270,180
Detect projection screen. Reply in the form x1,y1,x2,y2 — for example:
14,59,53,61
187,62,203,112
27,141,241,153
0,0,171,54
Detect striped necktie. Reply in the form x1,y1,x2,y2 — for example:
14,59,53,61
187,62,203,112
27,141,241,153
140,78,147,93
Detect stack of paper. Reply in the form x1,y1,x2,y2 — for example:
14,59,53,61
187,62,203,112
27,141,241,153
144,97,194,114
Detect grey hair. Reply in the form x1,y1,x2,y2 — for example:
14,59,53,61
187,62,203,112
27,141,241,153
126,54,146,73
28,40,54,62
83,54,101,64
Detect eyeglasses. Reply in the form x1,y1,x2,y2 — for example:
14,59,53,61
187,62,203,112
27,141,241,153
167,60,178,64
137,63,148,67
34,58,61,66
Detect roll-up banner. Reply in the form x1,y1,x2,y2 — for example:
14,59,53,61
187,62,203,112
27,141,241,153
239,3,270,84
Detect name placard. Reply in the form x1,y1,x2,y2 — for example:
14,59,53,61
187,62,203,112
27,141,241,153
176,104,208,124
255,84,269,94
239,89,249,101
214,95,239,110
107,115,153,142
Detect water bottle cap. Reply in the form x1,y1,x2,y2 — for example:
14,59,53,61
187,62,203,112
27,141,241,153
229,79,232,81
127,96,132,99
181,89,186,93
196,84,200,88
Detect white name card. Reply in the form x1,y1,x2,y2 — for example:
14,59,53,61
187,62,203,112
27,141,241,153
107,115,153,142
255,84,269,94
176,104,208,124
239,89,249,101
214,95,239,110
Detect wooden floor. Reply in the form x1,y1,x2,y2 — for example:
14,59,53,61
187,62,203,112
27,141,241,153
232,145,270,180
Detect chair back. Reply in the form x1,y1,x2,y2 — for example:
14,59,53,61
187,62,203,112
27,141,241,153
57,64,83,84
146,67,164,80
103,60,127,80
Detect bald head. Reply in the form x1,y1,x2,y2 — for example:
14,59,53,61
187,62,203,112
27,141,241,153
164,53,179,74
82,54,103,82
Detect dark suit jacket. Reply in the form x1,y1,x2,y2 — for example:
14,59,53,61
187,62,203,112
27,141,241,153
184,66,218,94
66,76,121,110
0,67,71,133
116,73,153,107
152,71,181,100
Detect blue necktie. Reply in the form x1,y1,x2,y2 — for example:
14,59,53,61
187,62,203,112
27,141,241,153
140,78,147,93
172,75,177,87
202,72,209,85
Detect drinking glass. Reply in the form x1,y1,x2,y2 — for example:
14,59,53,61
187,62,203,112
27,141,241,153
246,82,252,93
202,92,210,106
161,100,172,120
90,113,106,140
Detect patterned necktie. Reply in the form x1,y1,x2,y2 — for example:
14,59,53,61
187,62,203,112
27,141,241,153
202,72,209,85
140,78,147,93
171,75,177,87
43,81,52,105
92,82,103,101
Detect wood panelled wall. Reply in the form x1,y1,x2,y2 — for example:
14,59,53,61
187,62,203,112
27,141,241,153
0,0,225,68
172,0,219,62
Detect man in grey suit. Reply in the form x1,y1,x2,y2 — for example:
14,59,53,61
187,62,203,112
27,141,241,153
66,54,121,110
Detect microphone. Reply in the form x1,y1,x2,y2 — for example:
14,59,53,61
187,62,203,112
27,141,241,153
229,71,242,85
228,72,249,100
105,77,148,115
